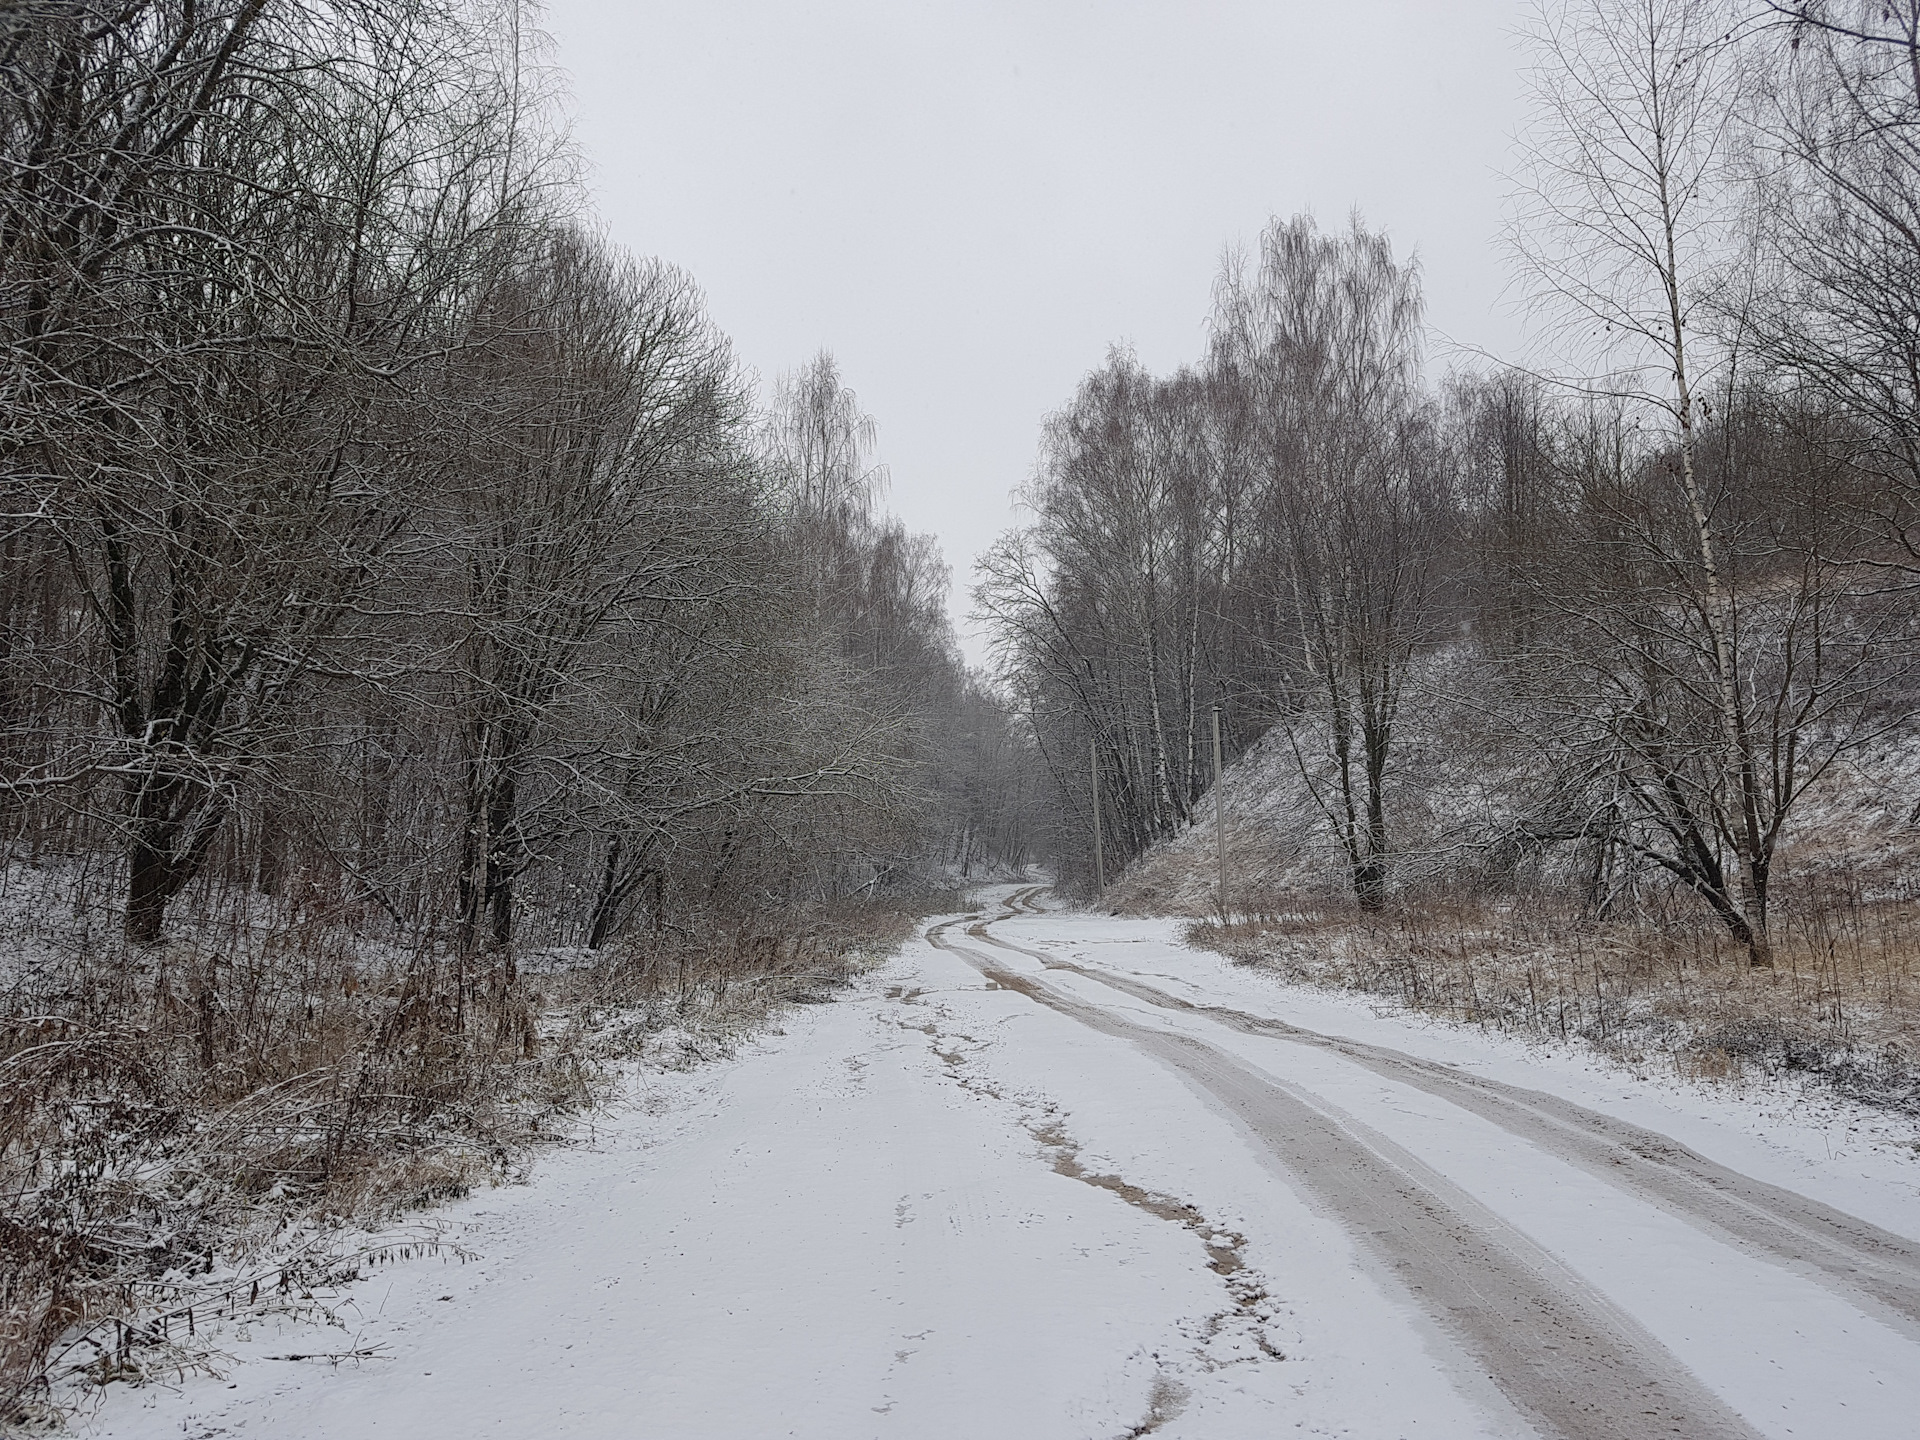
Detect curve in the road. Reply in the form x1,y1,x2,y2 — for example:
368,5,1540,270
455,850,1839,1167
928,897,1764,1440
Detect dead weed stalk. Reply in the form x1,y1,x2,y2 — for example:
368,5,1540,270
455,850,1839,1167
1189,883,1920,1113
0,881,920,1425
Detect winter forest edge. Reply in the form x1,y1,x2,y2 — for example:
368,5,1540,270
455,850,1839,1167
7,0,1920,1421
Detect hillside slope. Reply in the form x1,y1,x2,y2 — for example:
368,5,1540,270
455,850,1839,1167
1108,711,1920,1114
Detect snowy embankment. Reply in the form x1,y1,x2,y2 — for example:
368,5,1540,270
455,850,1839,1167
83,886,1920,1440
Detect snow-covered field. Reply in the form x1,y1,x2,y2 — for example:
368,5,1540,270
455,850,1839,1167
83,886,1920,1439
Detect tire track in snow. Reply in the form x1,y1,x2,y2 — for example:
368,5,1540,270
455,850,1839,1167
982,893,1920,1342
930,900,1761,1440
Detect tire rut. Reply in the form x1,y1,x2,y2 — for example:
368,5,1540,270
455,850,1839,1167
928,902,1761,1440
976,892,1920,1341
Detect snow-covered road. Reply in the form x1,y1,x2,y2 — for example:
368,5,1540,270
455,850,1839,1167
93,887,1920,1439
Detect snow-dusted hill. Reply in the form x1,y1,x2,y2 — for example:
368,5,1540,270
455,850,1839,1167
1110,694,1920,919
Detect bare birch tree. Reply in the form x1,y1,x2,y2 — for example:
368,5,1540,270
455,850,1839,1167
1210,215,1441,910
1514,0,1801,962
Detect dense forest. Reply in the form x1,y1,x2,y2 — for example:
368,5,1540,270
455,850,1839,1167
0,1,1035,1412
0,5,1034,953
981,0,1920,974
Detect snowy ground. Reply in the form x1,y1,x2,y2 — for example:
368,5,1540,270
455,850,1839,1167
82,886,1920,1440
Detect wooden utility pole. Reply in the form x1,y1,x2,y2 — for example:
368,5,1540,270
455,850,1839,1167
1211,703,1226,923
1090,735,1106,894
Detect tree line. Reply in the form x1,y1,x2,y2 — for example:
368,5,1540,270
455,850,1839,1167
0,0,1034,960
980,0,1920,967
0,7,1047,1403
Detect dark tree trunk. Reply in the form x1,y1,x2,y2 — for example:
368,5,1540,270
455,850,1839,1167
125,837,172,944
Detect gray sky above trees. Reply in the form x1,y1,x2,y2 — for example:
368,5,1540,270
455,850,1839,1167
543,0,1534,661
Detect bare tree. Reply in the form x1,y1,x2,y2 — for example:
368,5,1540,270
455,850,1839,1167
976,354,1245,888
1747,1,1920,580
418,231,746,961
1513,0,1803,962
763,350,889,616
1210,215,1441,910
0,0,536,941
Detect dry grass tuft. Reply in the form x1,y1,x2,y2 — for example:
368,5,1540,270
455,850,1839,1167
0,870,928,1425
1189,884,1920,1115
0,928,581,1424
549,903,923,1064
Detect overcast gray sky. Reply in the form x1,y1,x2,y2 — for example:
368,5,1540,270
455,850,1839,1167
543,0,1535,663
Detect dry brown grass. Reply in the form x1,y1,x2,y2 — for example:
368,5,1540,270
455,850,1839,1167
550,902,925,1063
0,924,583,1424
0,876,929,1427
1189,885,1920,1114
